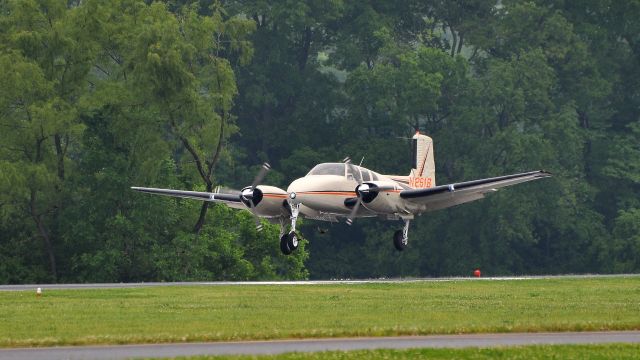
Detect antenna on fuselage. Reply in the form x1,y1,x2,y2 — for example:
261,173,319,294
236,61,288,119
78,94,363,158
359,157,365,166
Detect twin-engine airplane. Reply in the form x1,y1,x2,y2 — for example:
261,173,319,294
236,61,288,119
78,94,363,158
132,132,551,255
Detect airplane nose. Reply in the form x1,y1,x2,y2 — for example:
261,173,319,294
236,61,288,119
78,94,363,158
286,175,355,214
287,178,306,198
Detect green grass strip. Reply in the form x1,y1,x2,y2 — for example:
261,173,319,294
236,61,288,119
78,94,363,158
1,277,639,347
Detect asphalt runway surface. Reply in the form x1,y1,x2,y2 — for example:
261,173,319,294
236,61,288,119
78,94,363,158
0,331,639,360
1,273,638,291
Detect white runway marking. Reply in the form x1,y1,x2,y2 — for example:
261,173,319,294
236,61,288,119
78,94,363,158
1,273,638,291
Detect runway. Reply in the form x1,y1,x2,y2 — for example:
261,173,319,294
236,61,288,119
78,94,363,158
1,331,639,360
1,273,638,291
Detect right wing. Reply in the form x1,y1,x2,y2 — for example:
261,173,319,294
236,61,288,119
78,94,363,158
131,187,247,209
400,170,551,211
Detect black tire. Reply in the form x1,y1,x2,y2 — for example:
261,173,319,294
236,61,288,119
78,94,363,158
393,230,406,251
280,233,292,255
287,231,299,251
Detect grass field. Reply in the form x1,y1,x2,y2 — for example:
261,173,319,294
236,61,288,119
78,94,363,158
161,344,640,360
0,277,639,347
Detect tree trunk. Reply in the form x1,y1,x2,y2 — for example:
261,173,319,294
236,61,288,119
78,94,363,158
578,109,590,129
298,27,312,71
192,111,226,235
194,184,212,234
30,189,57,281
456,33,464,55
29,135,57,281
450,26,458,57
54,134,65,181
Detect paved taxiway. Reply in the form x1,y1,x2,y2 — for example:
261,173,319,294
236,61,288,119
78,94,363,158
1,331,639,360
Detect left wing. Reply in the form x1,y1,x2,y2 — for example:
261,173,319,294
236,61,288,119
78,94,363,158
400,170,551,211
131,187,246,209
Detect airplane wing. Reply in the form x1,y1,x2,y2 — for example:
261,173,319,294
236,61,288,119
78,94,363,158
400,170,551,211
130,187,246,209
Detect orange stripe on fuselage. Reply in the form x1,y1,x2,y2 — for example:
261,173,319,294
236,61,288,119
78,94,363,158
298,190,402,196
298,191,356,196
263,194,288,199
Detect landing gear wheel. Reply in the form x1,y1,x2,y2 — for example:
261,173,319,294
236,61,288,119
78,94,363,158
280,233,292,255
286,231,299,251
393,230,407,251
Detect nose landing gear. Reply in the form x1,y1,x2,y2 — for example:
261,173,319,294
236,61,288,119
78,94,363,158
280,202,301,255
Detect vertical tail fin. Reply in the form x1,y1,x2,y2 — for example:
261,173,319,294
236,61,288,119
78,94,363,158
409,131,436,188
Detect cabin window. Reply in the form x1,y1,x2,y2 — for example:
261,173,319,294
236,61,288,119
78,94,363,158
362,170,371,182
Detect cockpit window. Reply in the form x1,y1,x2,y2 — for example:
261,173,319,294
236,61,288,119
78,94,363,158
307,163,345,176
346,164,357,181
346,165,369,182
362,170,371,182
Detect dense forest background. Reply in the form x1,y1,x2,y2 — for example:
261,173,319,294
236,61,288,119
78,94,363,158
1,0,639,283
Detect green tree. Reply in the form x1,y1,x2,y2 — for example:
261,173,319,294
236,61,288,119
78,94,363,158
0,1,95,280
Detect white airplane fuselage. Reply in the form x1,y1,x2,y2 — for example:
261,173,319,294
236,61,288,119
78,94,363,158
286,164,425,220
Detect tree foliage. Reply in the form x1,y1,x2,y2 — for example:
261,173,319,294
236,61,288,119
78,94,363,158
1,0,639,282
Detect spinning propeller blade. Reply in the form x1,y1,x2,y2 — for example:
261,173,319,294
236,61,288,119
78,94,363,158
251,163,271,190
249,201,264,231
344,157,362,225
245,162,271,231
346,199,361,225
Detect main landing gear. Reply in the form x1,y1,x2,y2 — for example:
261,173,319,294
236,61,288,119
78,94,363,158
280,202,300,255
280,231,298,255
393,219,410,251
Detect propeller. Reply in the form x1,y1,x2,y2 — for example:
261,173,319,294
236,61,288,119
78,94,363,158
240,162,271,231
343,157,395,225
343,157,362,225
251,162,271,189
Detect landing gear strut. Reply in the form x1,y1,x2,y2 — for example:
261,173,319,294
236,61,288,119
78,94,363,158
280,202,301,255
393,219,410,251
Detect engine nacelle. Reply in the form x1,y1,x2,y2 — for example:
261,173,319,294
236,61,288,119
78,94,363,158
241,185,290,218
358,181,403,214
